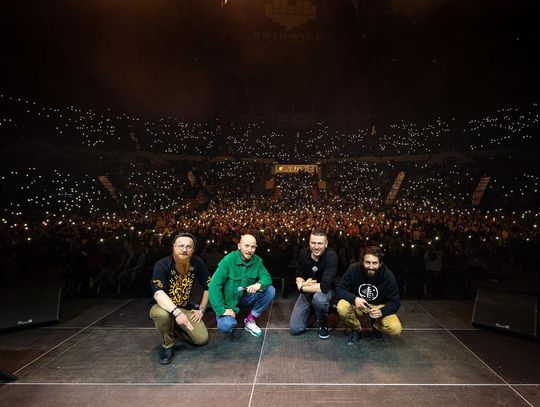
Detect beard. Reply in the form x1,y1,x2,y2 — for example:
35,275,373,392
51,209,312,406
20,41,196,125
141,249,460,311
364,268,378,279
173,253,191,276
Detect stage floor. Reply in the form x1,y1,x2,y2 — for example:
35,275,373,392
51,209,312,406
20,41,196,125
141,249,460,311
1,297,539,406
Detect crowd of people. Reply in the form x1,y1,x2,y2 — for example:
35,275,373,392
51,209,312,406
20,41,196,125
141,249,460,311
2,94,538,158
1,95,538,302
1,156,538,301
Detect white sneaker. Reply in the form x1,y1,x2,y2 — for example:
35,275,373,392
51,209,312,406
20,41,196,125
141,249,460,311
244,318,263,337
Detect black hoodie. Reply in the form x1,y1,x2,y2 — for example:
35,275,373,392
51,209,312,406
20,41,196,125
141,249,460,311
336,262,400,317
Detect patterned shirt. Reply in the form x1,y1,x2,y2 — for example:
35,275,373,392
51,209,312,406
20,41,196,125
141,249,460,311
150,255,210,308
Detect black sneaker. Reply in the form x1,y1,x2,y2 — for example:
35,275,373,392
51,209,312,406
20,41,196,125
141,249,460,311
346,330,362,347
159,346,174,364
317,320,330,339
369,319,384,342
370,328,384,342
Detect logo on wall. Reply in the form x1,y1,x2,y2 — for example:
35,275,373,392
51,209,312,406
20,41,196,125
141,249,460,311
275,164,318,174
359,284,379,302
265,0,318,30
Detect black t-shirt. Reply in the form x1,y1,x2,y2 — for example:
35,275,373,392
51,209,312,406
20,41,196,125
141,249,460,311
296,248,338,294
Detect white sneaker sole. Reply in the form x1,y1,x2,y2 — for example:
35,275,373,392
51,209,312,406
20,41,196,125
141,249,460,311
319,334,330,339
244,326,263,337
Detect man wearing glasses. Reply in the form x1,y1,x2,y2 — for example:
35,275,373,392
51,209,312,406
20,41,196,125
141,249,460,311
149,233,210,364
336,245,402,348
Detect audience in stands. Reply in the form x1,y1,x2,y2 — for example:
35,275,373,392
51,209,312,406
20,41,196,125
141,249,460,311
1,95,538,300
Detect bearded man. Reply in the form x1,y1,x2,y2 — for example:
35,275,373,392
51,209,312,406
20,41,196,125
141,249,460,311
148,233,210,364
336,245,402,348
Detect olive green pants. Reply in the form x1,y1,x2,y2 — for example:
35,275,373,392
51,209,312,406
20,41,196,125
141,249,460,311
336,299,402,336
149,304,209,349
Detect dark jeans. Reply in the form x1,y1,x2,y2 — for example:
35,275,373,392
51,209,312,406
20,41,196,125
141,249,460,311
289,290,333,335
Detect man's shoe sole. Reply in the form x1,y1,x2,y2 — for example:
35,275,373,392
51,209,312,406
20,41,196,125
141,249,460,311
159,353,173,364
244,327,263,337
319,333,330,339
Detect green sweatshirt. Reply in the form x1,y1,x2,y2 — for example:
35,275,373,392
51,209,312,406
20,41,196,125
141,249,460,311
208,250,272,316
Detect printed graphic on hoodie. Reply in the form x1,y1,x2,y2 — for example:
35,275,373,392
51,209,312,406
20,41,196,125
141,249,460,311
358,284,379,302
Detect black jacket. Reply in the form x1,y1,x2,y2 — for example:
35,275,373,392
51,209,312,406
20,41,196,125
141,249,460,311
336,262,400,317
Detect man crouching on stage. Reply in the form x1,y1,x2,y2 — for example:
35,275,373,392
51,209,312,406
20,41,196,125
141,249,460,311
336,245,402,348
209,234,275,338
149,233,210,364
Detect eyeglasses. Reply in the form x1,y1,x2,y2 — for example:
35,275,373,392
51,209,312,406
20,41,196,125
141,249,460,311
174,244,193,251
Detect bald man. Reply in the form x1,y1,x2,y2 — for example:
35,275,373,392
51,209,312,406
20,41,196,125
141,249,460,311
209,234,275,337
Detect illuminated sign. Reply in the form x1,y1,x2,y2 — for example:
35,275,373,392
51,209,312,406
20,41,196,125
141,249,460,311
275,164,318,174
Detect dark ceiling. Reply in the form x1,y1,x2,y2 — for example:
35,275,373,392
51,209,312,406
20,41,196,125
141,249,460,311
1,0,537,118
